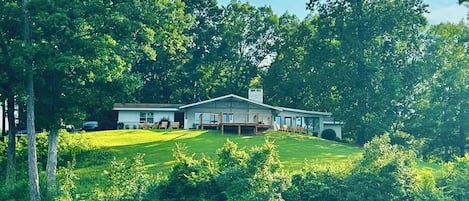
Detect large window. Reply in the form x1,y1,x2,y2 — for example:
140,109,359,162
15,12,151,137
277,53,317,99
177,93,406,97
140,112,154,123
304,117,319,132
223,113,234,123
195,113,213,124
284,117,292,127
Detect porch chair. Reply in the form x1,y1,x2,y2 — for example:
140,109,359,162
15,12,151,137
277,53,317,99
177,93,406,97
280,125,288,132
172,122,180,129
160,121,168,129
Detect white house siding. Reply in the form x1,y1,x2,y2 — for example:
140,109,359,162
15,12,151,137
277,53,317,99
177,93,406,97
183,99,274,129
276,111,326,135
323,123,343,139
118,111,175,128
118,111,140,127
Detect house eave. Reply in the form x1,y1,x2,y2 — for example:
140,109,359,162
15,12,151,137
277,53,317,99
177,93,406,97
179,94,282,111
277,106,332,116
114,108,180,112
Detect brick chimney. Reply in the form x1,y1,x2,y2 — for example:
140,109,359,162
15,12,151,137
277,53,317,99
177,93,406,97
248,88,263,103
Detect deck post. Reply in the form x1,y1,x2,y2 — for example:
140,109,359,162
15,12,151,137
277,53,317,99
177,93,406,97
220,113,223,134
238,125,241,136
255,126,258,135
200,114,204,130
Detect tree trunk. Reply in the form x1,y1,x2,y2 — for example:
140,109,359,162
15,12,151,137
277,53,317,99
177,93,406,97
23,0,41,199
1,100,5,138
459,103,467,157
26,72,41,201
6,96,16,185
46,128,59,198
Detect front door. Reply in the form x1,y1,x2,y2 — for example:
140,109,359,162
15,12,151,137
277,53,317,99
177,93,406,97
174,112,184,128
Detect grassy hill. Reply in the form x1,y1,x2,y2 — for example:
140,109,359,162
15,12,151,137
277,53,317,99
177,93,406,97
78,129,362,173
71,129,364,195
71,129,443,197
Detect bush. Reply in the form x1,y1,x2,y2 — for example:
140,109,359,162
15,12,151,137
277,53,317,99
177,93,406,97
321,129,336,140
95,154,150,201
437,154,469,201
144,144,222,201
345,134,418,201
283,169,345,201
0,179,30,201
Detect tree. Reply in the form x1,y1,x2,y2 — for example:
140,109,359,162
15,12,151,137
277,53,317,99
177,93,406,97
307,0,428,145
21,0,193,198
0,0,23,186
344,134,417,200
213,1,279,97
19,0,42,199
171,0,222,103
406,22,469,161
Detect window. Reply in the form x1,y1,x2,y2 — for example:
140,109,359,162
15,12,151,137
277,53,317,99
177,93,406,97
274,116,281,125
139,112,154,123
304,117,319,131
284,117,292,127
296,117,303,127
223,113,234,123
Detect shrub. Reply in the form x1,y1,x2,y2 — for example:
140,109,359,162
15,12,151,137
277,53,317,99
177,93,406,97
344,134,418,201
0,179,30,201
95,154,150,201
437,154,469,201
144,144,222,201
321,129,336,140
283,169,345,201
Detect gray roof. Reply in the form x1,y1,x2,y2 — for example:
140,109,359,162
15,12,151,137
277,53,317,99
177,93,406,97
113,103,183,111
276,107,332,116
113,96,331,117
179,94,281,111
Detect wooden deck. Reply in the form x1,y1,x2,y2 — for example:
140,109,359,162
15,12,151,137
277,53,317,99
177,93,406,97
200,122,271,135
198,113,272,135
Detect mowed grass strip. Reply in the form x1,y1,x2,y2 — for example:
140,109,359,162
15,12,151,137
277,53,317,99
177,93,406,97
78,129,363,174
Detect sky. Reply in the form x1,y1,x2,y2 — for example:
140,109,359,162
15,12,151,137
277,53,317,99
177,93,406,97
218,0,468,25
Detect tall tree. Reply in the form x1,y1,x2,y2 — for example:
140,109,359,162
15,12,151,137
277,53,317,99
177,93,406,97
307,0,428,145
263,14,311,108
406,22,469,161
23,0,192,197
212,1,279,97
21,0,41,198
130,0,193,104
0,0,23,186
172,0,222,103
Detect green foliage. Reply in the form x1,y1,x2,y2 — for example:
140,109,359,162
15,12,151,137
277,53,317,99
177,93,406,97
217,140,287,201
217,139,248,170
146,140,287,201
345,134,417,201
55,161,79,201
144,143,222,201
283,167,346,201
0,179,29,201
321,129,336,140
94,154,150,201
437,154,469,200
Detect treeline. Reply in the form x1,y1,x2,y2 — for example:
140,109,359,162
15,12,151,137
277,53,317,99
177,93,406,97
0,0,468,199
1,0,467,161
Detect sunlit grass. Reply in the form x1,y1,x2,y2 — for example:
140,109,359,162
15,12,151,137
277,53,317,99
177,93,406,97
75,129,362,175
72,129,439,196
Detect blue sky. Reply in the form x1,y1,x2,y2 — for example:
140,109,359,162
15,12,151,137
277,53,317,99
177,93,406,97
218,0,468,24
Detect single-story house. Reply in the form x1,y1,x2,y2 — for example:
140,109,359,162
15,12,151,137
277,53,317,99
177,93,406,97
113,89,343,138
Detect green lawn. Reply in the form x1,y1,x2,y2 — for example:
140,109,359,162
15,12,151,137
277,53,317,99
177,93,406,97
72,129,442,196
73,129,364,195
78,129,363,173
